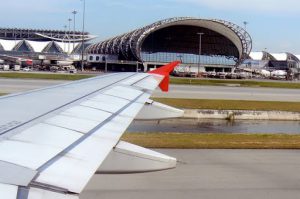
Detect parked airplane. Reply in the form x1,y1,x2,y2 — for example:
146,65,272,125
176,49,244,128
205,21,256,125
0,54,33,67
260,69,271,77
42,60,74,67
0,54,74,68
253,69,287,79
271,70,287,77
0,61,183,199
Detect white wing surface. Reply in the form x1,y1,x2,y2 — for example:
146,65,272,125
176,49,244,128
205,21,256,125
0,61,180,199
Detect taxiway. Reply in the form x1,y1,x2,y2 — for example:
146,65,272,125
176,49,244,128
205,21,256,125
82,149,300,199
1,78,299,102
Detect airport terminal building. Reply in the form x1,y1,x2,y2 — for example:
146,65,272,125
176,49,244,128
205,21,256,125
0,28,94,61
86,17,252,73
0,17,298,77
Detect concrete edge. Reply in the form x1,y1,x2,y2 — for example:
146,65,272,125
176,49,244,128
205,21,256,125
183,109,300,121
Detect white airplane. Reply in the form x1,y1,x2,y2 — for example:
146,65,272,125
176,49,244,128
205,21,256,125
0,61,183,199
258,69,287,79
0,54,33,66
42,60,74,67
271,70,287,77
259,69,271,77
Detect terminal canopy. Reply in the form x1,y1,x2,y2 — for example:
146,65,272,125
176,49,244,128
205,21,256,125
87,17,252,64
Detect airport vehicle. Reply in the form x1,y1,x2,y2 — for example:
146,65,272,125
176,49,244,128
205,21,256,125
13,65,21,71
0,61,183,199
2,65,10,71
22,67,32,72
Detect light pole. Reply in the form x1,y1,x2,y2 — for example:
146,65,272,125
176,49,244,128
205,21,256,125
243,21,248,30
81,0,86,71
68,18,72,54
63,25,67,52
177,55,183,63
197,33,204,77
72,10,78,51
243,21,248,38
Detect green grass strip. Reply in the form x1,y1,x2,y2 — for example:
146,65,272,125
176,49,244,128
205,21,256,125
152,98,300,112
122,133,300,149
0,72,94,81
170,77,300,89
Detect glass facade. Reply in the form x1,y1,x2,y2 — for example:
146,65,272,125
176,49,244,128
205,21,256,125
141,52,236,65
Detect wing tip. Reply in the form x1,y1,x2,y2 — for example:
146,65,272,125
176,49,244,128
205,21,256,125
148,61,181,92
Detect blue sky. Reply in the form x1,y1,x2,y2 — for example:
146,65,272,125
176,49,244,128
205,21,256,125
1,0,300,54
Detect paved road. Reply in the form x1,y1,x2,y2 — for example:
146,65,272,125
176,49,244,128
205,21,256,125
154,85,300,102
1,78,299,101
82,149,300,199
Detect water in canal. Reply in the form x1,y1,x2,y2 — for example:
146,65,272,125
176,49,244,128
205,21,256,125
128,119,300,134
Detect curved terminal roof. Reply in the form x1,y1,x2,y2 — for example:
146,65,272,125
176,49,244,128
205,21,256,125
270,53,299,62
249,51,276,60
271,53,288,61
87,17,252,62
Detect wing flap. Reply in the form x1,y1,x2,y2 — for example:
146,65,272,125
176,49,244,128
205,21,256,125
98,141,177,174
28,188,78,199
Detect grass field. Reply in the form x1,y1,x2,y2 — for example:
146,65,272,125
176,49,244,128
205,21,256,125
122,133,300,149
152,98,300,112
0,72,94,81
170,77,300,89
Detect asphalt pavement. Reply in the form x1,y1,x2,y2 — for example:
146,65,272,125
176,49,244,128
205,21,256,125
1,78,299,102
82,149,300,199
0,78,67,93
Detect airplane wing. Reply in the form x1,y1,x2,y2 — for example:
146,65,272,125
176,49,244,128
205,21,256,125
0,61,182,199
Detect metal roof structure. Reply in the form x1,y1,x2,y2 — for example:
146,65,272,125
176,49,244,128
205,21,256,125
0,27,95,42
87,17,252,63
0,39,82,54
249,51,300,62
249,51,276,60
271,53,300,62
0,28,96,55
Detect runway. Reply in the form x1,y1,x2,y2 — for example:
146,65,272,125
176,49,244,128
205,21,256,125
1,78,299,102
0,78,67,93
155,84,300,102
82,149,300,199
